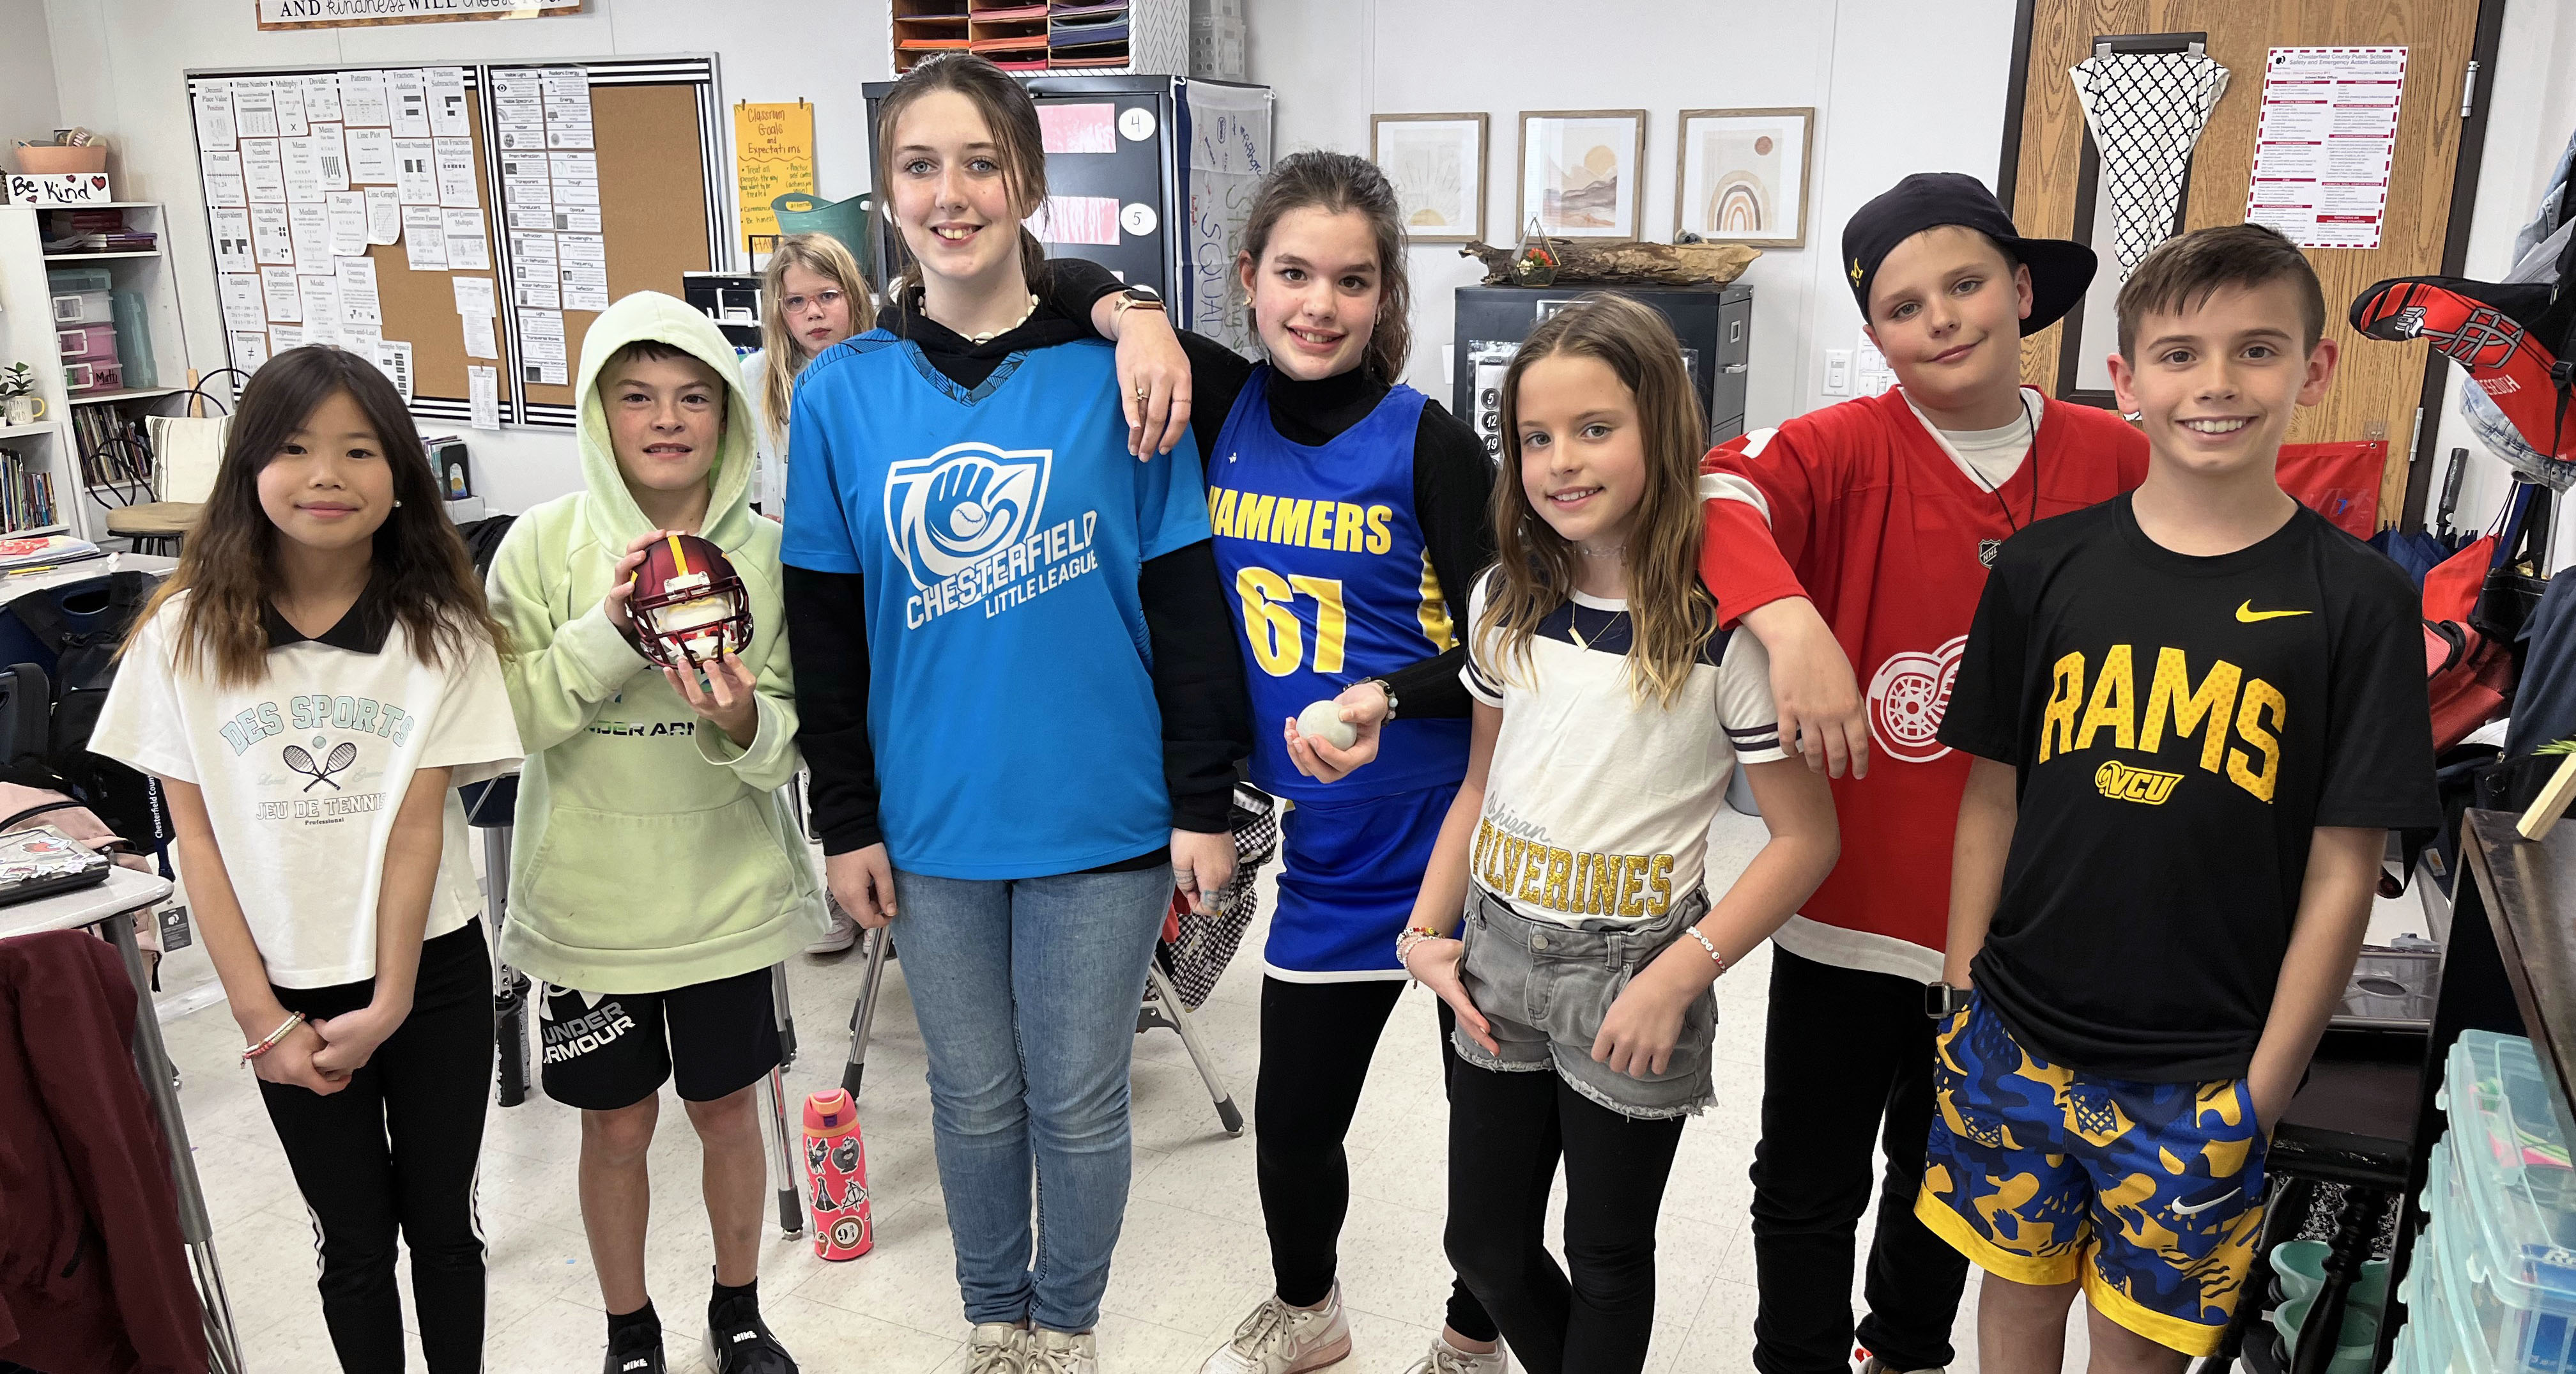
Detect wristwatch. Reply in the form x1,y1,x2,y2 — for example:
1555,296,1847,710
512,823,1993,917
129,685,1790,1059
1924,982,1972,1019
1109,282,1165,325
1362,677,1399,721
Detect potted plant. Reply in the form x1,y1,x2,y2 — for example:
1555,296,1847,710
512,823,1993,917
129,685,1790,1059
0,364,44,427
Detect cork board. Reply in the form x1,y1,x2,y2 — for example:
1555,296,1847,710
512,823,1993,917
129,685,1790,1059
365,85,509,420
515,81,714,413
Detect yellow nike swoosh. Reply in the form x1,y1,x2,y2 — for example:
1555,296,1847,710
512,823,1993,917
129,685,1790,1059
2236,601,2311,622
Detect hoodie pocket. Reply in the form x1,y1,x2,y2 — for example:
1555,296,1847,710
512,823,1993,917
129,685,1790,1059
519,796,801,949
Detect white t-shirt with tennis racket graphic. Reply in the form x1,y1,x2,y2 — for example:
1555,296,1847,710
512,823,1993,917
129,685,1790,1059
93,593,523,989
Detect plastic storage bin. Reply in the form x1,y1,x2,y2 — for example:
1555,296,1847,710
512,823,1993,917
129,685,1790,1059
109,288,153,388
2410,1143,2490,1373
47,265,112,293
49,289,111,326
56,323,114,359
63,358,122,394
2440,1030,2576,1372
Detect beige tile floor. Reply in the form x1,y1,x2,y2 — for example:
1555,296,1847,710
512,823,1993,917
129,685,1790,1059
156,809,2214,1373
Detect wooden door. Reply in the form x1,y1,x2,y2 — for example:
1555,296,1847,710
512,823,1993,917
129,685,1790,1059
2003,0,2489,523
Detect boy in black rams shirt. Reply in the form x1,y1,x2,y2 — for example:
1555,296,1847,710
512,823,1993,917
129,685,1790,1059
1919,222,2437,1368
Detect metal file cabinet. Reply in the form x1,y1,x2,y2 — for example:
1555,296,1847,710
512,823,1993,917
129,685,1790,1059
1452,283,1754,463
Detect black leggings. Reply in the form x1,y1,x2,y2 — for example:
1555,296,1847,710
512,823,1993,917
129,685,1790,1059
1443,1060,1687,1374
1256,976,1497,1342
259,922,494,1374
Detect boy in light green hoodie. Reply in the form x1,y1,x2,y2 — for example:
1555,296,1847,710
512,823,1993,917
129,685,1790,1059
488,290,822,1374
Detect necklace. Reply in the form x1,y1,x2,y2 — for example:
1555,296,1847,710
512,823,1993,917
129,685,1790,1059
1577,544,1625,559
961,293,1041,346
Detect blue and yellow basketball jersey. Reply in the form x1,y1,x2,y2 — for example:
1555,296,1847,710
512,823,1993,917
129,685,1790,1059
1208,367,1469,802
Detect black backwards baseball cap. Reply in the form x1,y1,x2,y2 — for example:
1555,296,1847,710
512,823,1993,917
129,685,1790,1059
1843,173,2096,336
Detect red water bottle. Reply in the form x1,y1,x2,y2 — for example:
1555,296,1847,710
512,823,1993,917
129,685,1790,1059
802,1088,872,1260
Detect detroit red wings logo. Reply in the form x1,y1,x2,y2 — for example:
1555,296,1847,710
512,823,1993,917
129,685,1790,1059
1867,636,1967,764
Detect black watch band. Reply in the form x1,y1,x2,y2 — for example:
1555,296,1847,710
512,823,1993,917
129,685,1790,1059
1924,982,1972,1019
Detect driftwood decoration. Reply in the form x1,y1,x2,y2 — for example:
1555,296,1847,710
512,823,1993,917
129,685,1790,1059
1461,238,1761,288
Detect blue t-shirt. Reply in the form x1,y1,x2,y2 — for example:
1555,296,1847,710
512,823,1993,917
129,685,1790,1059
1208,367,1470,800
781,333,1213,878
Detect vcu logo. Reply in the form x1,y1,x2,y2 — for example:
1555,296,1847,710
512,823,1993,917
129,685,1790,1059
2095,760,2181,805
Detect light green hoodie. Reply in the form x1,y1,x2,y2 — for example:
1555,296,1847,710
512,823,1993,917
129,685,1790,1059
488,291,824,994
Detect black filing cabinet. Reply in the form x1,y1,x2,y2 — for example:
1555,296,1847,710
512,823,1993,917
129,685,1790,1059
1452,284,1753,463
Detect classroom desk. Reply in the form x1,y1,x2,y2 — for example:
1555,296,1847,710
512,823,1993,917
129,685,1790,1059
0,865,246,1374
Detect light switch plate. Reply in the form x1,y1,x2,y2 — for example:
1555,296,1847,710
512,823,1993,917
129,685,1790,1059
1823,349,1853,396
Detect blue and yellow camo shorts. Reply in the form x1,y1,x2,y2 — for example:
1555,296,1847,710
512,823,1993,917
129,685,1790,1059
1915,997,2269,1356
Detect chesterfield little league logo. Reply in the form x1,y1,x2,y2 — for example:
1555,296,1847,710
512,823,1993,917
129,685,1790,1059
884,442,1053,588
884,441,1102,629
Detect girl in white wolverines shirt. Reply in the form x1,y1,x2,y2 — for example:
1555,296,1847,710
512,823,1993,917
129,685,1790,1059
1403,295,1839,1374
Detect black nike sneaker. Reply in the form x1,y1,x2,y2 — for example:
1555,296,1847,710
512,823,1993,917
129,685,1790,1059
602,1329,666,1374
706,1301,799,1373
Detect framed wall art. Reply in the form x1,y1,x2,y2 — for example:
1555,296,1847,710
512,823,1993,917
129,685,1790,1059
1675,107,1814,247
1372,112,1487,245
1517,109,1645,240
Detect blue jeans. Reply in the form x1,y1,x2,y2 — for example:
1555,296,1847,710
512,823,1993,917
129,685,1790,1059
891,865,1169,1332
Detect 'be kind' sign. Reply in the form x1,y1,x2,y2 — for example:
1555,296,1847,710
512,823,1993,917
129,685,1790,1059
4,174,112,206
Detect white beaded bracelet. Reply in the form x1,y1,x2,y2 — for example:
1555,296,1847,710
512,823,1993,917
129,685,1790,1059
1683,926,1727,975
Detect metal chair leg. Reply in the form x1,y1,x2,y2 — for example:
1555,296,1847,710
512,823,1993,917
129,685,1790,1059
766,962,803,1239
1142,962,1244,1136
483,824,531,1108
841,927,891,1097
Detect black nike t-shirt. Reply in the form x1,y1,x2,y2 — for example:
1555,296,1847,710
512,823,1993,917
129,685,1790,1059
1938,494,2439,1081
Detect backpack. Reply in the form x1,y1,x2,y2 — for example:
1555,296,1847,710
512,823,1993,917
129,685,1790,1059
3,571,172,850
2425,618,2514,753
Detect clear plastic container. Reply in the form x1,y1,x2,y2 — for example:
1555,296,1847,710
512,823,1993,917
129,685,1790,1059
2418,1142,2493,1373
2441,1031,2576,1372
49,289,110,326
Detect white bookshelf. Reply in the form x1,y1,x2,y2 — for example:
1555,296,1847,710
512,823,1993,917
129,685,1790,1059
0,202,202,546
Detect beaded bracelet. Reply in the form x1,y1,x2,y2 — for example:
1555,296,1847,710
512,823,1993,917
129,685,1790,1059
1683,926,1728,976
1393,925,1444,965
241,1012,307,1063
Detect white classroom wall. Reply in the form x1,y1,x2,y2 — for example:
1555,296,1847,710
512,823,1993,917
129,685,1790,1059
1251,0,2023,424
17,0,2576,525
0,0,63,149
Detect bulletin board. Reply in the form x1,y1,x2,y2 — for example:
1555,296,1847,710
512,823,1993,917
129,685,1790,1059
491,58,730,428
187,63,512,422
183,55,728,433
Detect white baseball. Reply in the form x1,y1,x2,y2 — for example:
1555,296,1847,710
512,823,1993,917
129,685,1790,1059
1298,700,1358,750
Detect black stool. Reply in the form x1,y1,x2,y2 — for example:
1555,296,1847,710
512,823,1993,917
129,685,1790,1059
2196,1026,2421,1373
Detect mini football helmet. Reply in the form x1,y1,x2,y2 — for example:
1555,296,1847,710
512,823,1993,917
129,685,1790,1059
629,532,754,669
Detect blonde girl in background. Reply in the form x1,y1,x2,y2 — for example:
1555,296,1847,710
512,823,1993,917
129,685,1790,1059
746,231,876,521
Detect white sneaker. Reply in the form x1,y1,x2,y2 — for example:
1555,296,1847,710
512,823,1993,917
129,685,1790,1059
1857,1361,1946,1374
1025,1329,1098,1374
1198,1288,1353,1374
804,900,859,955
1402,1332,1506,1374
965,1322,1025,1374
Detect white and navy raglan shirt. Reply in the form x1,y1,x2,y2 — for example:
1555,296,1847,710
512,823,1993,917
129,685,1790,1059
1462,576,1787,927
93,591,522,989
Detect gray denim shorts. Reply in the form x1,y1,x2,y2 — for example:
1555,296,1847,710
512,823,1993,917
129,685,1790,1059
1449,884,1717,1119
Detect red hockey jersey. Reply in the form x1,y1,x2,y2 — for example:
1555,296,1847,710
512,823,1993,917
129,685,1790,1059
1698,387,2149,979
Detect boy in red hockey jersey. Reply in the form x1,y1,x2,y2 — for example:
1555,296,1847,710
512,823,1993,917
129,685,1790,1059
1697,173,2150,1374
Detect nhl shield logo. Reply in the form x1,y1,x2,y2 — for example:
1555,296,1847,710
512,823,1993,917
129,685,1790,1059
882,442,1053,590
1978,538,2001,567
